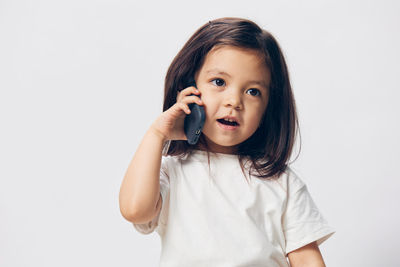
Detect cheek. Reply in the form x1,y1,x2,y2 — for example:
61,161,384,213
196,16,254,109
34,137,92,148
200,94,217,113
245,104,265,126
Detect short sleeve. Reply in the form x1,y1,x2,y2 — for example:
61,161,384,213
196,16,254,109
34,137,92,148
282,172,336,255
133,156,170,235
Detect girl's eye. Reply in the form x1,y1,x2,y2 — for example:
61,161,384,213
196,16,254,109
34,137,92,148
247,88,261,97
211,78,225,87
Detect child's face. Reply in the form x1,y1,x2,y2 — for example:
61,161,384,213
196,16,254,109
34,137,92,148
194,45,270,154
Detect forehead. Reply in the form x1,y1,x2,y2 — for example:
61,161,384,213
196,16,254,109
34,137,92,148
200,45,270,86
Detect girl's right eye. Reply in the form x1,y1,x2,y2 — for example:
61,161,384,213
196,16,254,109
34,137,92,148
211,78,225,87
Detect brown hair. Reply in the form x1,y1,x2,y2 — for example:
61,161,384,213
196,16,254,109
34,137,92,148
161,17,301,182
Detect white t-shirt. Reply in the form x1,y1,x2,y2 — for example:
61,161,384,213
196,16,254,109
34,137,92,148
133,149,336,267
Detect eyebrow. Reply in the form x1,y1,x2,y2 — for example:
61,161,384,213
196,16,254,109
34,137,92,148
206,69,268,89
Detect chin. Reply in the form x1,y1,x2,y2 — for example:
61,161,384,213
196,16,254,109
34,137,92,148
205,137,241,148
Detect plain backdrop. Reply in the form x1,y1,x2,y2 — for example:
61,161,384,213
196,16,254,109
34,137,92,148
1,0,399,266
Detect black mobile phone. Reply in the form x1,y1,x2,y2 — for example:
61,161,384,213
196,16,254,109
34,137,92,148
183,78,206,145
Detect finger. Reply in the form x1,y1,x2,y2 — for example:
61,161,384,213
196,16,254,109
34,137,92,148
177,86,200,102
180,95,203,106
177,86,198,102
172,102,191,115
177,91,202,105
179,102,191,114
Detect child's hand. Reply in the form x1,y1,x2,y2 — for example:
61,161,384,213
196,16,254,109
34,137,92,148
150,85,203,141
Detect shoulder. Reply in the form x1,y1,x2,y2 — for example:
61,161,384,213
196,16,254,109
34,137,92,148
273,166,307,195
161,153,190,172
160,154,177,170
286,166,307,191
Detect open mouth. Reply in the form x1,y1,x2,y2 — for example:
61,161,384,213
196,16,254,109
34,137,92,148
217,119,239,126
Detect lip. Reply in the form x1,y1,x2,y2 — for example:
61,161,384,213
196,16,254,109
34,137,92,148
217,120,239,131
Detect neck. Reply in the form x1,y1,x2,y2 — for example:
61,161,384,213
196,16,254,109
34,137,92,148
194,138,239,155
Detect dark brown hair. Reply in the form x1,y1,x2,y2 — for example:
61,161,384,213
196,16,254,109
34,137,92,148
161,17,301,182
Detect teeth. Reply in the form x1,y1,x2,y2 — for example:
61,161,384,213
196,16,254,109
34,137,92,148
224,118,235,122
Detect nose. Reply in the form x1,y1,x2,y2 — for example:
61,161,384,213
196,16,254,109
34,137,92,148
223,88,243,110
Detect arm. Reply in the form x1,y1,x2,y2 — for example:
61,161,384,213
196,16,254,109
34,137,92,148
118,126,166,223
119,84,201,224
287,241,326,267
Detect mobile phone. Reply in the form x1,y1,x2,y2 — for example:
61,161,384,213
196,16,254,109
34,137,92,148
183,78,206,145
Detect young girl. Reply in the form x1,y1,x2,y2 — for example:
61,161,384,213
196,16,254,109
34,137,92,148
119,17,335,267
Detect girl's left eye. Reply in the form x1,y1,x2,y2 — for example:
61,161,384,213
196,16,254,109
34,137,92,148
247,88,261,97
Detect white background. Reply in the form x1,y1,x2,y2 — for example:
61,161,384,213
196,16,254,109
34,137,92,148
1,0,399,266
